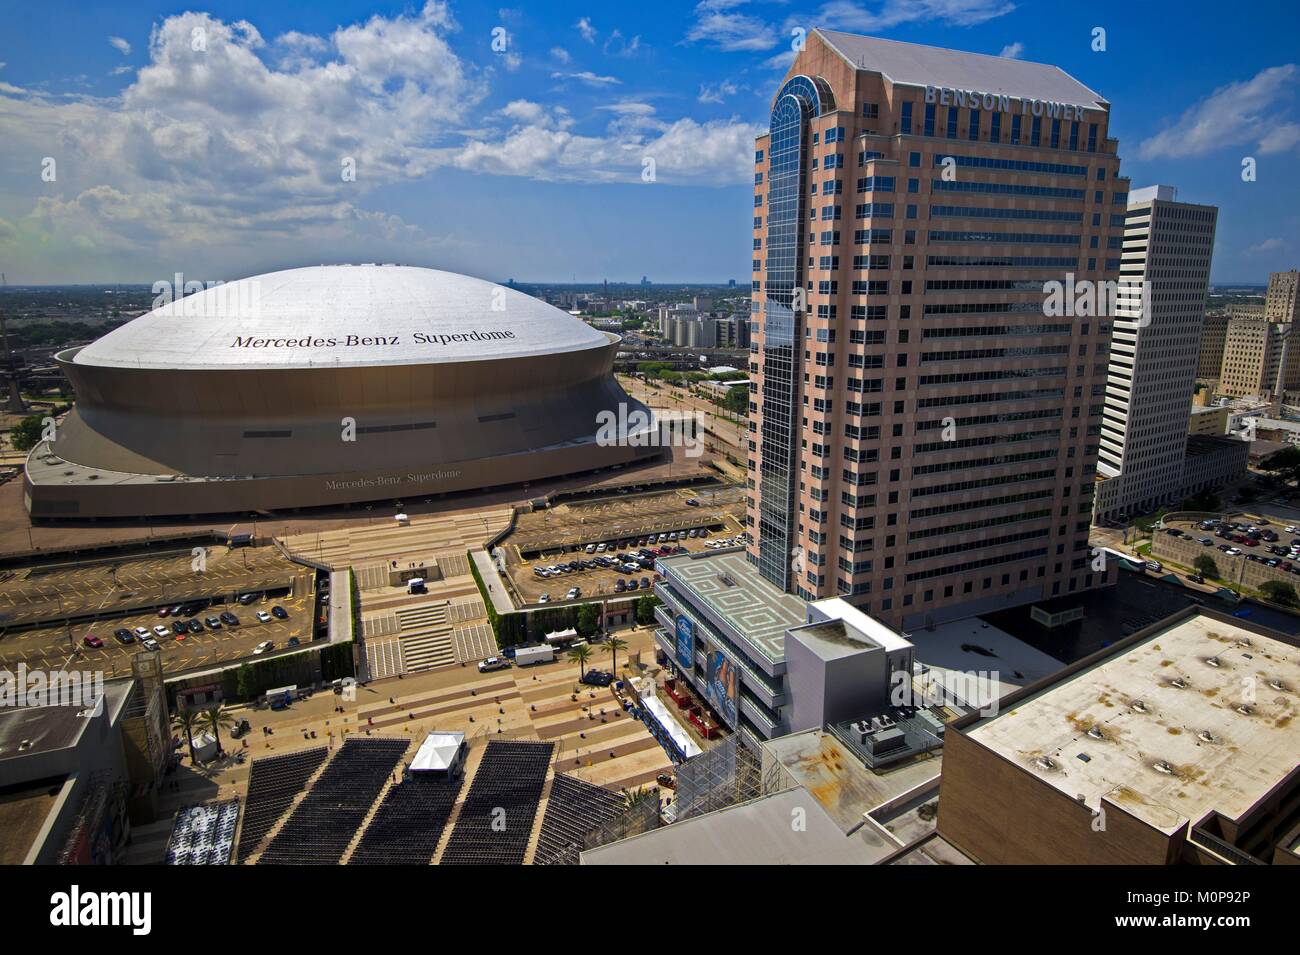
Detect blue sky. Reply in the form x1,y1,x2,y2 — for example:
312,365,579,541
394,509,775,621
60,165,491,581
0,0,1296,284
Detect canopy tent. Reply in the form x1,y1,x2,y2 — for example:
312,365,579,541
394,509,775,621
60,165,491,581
410,731,466,774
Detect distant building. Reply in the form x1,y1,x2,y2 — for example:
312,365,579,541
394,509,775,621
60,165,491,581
1188,404,1229,436
1197,310,1229,381
1265,269,1300,324
1096,185,1217,521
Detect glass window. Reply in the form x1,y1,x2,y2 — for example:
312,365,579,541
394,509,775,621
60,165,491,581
900,101,912,134
924,103,936,136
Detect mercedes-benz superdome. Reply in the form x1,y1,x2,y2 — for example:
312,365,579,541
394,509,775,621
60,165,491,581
25,265,659,519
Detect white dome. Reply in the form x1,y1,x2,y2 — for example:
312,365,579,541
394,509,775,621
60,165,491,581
74,265,609,370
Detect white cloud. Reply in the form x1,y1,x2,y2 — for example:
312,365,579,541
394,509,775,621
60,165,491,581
550,46,571,63
550,70,621,86
1244,237,1284,255
1139,64,1300,159
999,42,1024,59
699,79,740,103
108,36,132,56
576,17,597,43
762,49,796,71
808,0,1015,31
603,29,641,57
686,1,778,52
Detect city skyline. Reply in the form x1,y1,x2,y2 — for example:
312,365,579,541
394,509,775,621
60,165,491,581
0,0,1297,285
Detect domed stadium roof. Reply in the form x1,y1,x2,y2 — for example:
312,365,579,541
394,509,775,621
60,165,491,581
74,265,610,370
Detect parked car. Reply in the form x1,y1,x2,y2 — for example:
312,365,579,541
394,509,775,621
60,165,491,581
156,606,171,618
205,616,222,630
1187,573,1205,584
477,656,511,673
171,620,188,636
581,669,614,687
187,619,203,634
114,628,134,644
220,611,240,626
253,641,274,655
256,610,273,623
141,637,160,651
538,594,551,603
83,634,104,649
287,636,300,647
152,625,170,638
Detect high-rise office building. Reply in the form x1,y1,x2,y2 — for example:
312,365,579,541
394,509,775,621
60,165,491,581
748,30,1126,629
1094,186,1218,521
1264,269,1300,324
1196,309,1229,381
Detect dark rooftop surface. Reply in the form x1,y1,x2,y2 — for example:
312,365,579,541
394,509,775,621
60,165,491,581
982,568,1300,665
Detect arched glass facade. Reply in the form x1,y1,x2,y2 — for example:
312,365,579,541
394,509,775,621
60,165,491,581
756,76,834,590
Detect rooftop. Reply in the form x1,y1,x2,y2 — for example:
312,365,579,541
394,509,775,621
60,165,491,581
815,29,1108,110
580,786,898,865
968,612,1300,833
656,549,806,663
72,265,610,371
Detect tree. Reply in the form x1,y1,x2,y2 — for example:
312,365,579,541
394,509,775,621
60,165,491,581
9,415,43,453
202,704,236,755
567,644,593,679
576,603,600,637
634,594,661,626
1259,446,1300,487
621,785,657,810
172,707,200,762
605,635,628,674
1260,580,1299,606
1193,554,1220,579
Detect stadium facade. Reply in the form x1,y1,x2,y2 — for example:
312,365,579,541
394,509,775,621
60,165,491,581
26,265,658,519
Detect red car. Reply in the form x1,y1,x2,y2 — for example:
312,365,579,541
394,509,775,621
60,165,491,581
83,634,104,648
157,606,171,617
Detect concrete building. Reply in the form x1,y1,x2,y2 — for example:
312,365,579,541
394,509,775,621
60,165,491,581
749,29,1126,629
0,655,169,865
1218,317,1282,398
26,265,657,519
1094,186,1218,520
652,547,913,746
714,315,751,349
1196,309,1229,381
1187,404,1229,436
937,607,1300,865
1178,435,1249,500
1265,269,1300,325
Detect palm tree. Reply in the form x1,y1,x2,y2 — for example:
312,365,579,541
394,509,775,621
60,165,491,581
567,644,593,679
605,636,628,674
202,704,235,755
172,707,200,762
621,785,656,810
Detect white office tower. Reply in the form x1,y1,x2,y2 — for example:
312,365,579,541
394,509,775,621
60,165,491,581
1094,185,1218,522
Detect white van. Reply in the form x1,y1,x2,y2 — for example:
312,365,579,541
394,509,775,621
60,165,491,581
408,577,426,594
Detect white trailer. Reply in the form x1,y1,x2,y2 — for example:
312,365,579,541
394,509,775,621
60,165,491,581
514,645,555,666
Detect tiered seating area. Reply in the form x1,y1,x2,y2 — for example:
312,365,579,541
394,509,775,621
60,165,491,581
258,738,408,865
534,774,627,864
440,740,554,865
348,773,464,865
166,799,240,865
235,747,328,863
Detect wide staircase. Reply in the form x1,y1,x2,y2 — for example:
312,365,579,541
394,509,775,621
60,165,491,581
396,602,455,672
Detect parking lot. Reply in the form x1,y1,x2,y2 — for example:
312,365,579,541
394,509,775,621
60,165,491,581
1152,516,1300,593
507,528,749,606
507,485,745,558
0,544,317,678
0,592,316,680
0,545,302,627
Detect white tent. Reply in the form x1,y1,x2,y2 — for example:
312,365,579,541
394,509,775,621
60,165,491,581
545,628,578,644
410,732,466,775
191,732,219,764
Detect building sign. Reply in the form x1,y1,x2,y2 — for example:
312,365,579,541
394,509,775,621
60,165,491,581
704,649,738,726
924,85,1091,122
675,615,695,671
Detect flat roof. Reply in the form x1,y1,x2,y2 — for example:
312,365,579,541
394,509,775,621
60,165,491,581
580,787,898,865
815,29,1108,110
911,616,1066,710
0,682,132,764
0,777,66,865
968,613,1300,833
763,728,942,833
657,550,805,663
